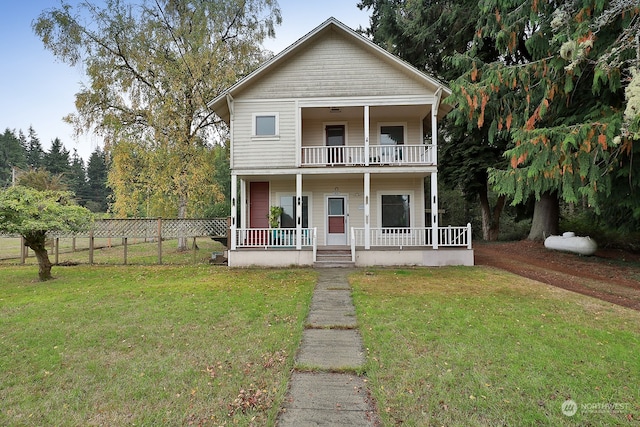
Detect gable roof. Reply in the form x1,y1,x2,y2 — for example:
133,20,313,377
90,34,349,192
208,17,452,122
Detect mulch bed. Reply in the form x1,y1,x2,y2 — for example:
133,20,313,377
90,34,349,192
474,240,640,311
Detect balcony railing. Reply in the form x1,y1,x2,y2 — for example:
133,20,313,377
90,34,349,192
234,228,315,248
351,224,472,249
301,144,434,166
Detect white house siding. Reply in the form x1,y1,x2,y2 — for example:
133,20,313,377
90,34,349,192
232,100,297,169
235,28,436,100
262,174,425,245
302,118,365,147
369,175,426,228
301,116,424,147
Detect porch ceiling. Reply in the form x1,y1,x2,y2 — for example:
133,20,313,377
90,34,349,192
236,170,432,182
302,104,432,121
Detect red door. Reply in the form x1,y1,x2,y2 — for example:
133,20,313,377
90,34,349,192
250,182,269,227
249,182,269,245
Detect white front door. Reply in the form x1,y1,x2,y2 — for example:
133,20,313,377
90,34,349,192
326,196,348,246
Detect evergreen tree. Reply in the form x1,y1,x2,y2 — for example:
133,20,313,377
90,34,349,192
450,0,639,240
86,148,110,212
25,126,44,169
68,149,89,206
45,137,71,176
0,128,27,187
360,0,517,240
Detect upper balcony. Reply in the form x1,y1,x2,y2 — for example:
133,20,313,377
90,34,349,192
298,104,438,169
301,143,435,167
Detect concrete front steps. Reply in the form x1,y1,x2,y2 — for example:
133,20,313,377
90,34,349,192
314,248,355,268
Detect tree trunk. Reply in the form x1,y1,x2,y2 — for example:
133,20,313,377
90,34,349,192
24,231,53,281
527,191,560,241
478,188,506,241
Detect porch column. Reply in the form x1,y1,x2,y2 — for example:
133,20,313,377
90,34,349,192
230,174,238,250
431,105,439,249
431,172,439,250
364,105,370,166
364,172,370,249
296,173,302,250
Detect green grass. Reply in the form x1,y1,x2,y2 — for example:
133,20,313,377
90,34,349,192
0,265,316,426
351,267,640,426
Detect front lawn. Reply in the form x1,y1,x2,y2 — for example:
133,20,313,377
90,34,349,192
0,265,316,426
351,267,640,426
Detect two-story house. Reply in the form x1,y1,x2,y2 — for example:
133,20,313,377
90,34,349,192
208,17,474,267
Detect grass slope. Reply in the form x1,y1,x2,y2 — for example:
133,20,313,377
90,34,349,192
351,267,640,426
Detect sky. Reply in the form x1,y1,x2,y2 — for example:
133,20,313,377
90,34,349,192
0,1,371,162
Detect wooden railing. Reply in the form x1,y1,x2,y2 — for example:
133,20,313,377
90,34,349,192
301,144,435,166
351,224,472,249
234,228,315,248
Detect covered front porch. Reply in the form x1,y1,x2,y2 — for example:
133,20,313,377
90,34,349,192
227,172,474,267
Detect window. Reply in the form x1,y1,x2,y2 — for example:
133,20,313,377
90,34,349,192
280,195,309,228
381,194,410,229
253,113,278,137
380,125,405,145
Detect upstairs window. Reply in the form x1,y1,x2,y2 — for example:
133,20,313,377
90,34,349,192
380,125,405,145
253,113,278,137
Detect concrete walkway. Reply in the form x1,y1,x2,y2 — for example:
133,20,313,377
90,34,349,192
277,269,379,426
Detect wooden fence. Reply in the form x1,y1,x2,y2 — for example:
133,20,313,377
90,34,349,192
2,218,229,265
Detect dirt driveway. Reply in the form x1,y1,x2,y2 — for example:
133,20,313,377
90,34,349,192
474,240,640,311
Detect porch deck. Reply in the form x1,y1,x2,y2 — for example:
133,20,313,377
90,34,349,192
228,225,474,267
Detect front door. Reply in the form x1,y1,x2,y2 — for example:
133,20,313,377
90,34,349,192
326,125,345,164
326,196,347,246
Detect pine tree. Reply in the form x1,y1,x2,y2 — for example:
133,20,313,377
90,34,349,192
68,149,89,206
45,137,71,177
86,148,110,213
449,0,639,239
25,126,44,169
0,128,27,187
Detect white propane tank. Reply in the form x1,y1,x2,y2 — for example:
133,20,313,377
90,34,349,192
544,232,598,256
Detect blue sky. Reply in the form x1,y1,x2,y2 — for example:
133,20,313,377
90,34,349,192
0,1,370,161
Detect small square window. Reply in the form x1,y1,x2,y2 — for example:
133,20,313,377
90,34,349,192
255,115,277,136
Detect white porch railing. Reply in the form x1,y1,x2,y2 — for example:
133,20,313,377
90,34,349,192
234,228,316,249
351,224,472,249
301,144,434,166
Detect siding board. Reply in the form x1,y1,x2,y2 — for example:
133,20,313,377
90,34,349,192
236,29,435,100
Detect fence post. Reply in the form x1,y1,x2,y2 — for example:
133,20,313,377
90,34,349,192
20,236,26,264
192,237,197,264
72,237,76,252
124,237,128,265
157,217,162,265
55,238,59,265
467,223,473,249
89,230,94,265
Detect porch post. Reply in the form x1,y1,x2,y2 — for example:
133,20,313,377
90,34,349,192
364,105,370,166
431,172,439,249
230,174,237,250
296,173,302,250
364,172,370,249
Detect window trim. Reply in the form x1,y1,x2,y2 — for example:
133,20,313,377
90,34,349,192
377,191,414,229
252,113,279,139
377,122,407,146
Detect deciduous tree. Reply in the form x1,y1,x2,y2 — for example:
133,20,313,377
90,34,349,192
34,0,280,248
0,186,92,280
